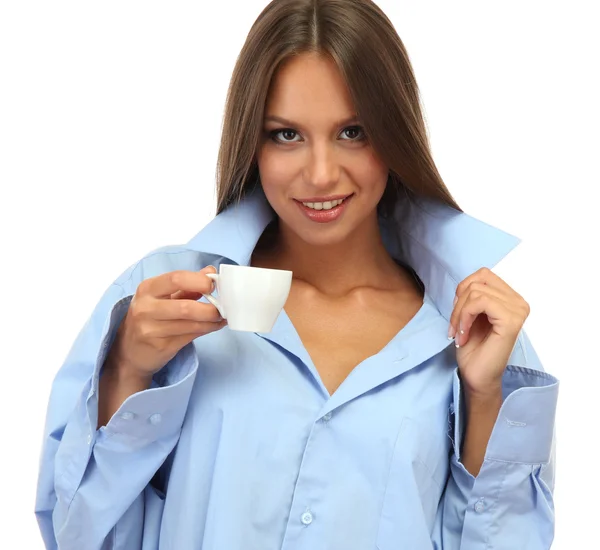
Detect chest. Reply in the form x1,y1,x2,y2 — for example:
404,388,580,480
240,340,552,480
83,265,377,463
284,290,423,396
172,326,454,549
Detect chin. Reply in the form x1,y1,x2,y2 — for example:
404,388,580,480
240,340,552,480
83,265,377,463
293,225,352,248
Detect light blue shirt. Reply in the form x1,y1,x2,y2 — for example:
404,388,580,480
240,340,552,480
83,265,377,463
36,187,558,549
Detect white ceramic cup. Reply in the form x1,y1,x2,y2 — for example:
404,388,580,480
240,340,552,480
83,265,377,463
202,264,293,333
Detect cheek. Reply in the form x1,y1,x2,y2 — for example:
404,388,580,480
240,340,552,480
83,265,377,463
257,147,296,193
350,150,388,195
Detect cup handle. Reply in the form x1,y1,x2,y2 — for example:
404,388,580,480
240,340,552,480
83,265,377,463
202,273,225,318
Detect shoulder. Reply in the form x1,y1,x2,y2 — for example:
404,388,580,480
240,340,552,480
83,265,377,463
111,244,226,295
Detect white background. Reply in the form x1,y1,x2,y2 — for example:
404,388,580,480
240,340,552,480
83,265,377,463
1,1,598,547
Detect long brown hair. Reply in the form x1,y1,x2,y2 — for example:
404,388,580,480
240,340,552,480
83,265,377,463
215,0,461,216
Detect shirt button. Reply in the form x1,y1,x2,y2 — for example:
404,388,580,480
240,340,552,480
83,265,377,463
120,411,135,421
149,413,162,425
474,498,485,513
322,412,332,422
301,511,313,525
86,434,92,445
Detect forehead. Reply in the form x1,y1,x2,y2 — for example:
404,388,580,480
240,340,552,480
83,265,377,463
264,53,356,121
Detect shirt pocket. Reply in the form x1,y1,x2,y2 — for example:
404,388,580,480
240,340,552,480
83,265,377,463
376,416,449,550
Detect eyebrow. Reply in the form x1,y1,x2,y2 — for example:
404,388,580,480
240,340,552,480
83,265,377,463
263,114,360,128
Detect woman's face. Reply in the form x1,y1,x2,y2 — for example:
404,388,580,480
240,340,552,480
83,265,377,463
257,53,389,247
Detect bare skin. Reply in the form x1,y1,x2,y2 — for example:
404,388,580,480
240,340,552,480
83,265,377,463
255,52,425,394
254,52,503,476
251,223,424,396
285,281,423,396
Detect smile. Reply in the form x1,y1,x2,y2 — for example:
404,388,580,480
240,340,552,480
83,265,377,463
294,194,353,223
301,197,348,210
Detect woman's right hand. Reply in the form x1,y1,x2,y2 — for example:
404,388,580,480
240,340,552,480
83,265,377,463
106,265,227,381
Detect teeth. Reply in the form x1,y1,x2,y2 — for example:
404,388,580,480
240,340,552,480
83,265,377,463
302,198,346,210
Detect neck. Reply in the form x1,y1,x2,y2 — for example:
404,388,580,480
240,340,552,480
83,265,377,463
253,213,412,297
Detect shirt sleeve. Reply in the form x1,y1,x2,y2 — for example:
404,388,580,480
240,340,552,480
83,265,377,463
433,329,559,549
35,281,200,549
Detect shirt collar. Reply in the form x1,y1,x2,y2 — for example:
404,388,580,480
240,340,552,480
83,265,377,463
186,186,520,320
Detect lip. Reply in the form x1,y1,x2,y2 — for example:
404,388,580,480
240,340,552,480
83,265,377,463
294,194,353,224
294,193,353,203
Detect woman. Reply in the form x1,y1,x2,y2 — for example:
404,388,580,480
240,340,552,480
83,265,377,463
36,1,558,548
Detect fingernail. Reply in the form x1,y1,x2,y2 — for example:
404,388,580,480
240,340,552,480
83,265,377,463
448,324,455,339
455,322,466,347
206,265,217,291
453,296,458,307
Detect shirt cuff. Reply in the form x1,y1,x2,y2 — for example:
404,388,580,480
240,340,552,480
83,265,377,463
54,294,200,503
85,293,199,444
452,365,559,464
486,366,558,463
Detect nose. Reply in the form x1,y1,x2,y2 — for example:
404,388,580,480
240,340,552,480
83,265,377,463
304,140,340,189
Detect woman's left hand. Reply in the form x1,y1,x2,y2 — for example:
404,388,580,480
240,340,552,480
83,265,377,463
449,267,530,398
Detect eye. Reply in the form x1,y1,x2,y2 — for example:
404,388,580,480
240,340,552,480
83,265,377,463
266,125,367,145
340,126,366,141
268,128,302,143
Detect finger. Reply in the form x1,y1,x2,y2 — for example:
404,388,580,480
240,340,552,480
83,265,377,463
167,321,228,350
455,267,517,300
152,299,223,323
450,282,509,334
455,293,515,348
153,318,228,338
140,266,217,298
169,289,204,301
